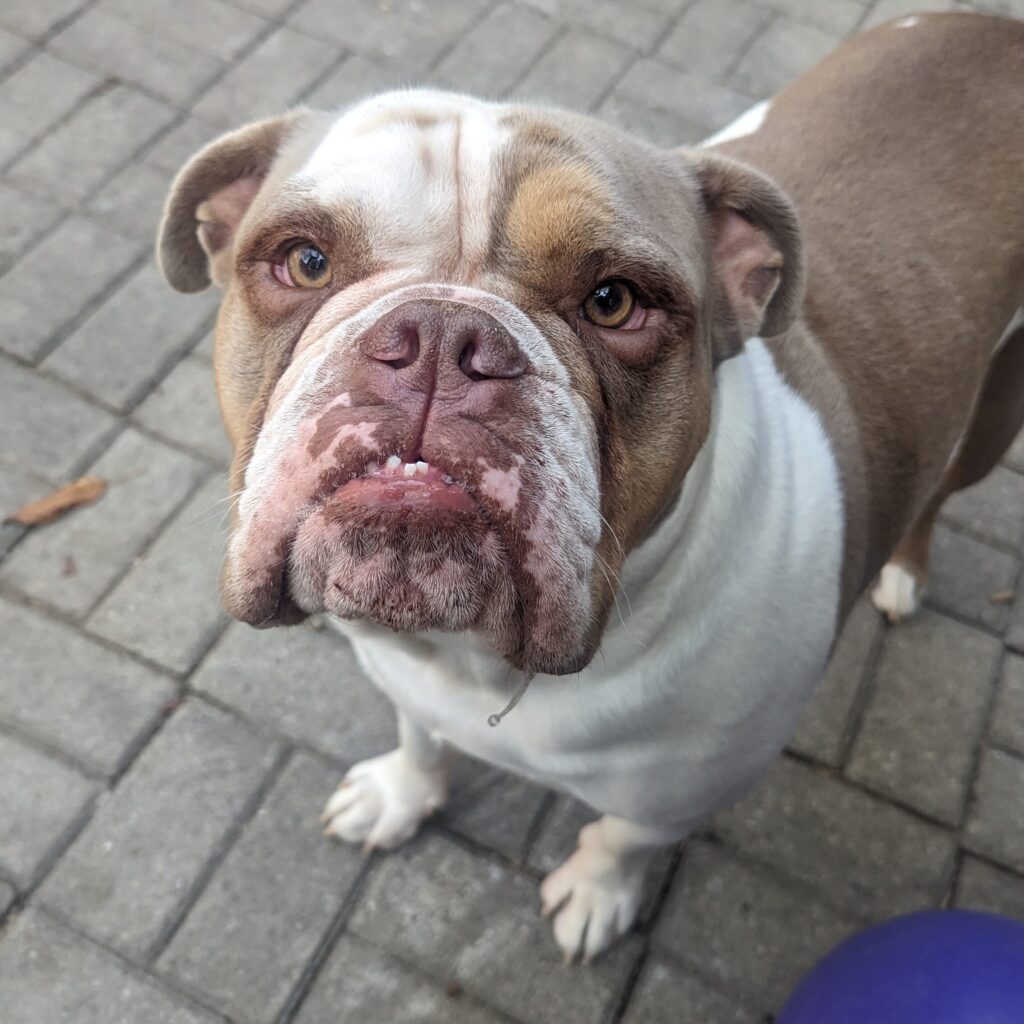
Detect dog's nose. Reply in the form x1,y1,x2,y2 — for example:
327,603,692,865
358,300,527,385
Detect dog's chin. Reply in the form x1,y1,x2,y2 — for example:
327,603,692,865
288,471,519,643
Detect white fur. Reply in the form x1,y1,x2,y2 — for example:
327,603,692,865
330,339,844,954
702,100,771,147
871,562,920,622
895,15,921,28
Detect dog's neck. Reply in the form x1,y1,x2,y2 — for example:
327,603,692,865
598,338,845,673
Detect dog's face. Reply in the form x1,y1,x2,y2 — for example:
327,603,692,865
159,91,802,674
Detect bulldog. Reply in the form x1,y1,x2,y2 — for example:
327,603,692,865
158,12,1024,962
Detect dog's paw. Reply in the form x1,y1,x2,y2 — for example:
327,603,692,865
871,561,922,623
540,824,645,964
321,749,447,852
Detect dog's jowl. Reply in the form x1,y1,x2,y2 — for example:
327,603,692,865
158,12,1024,962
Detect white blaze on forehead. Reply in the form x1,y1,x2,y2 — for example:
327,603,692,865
294,90,509,268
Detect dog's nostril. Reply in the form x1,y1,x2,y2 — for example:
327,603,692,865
458,341,490,382
381,325,419,370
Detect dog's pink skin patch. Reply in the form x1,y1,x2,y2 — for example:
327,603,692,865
478,457,523,512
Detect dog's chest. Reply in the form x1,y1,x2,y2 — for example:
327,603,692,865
337,342,846,826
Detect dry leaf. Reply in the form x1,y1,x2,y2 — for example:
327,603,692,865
5,476,108,526
989,590,1015,606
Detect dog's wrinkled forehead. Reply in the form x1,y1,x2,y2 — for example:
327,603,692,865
263,89,703,288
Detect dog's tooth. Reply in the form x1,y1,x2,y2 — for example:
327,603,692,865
366,460,380,475
415,460,429,475
385,455,401,469
402,462,417,477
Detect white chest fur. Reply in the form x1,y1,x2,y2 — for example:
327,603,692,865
336,340,845,830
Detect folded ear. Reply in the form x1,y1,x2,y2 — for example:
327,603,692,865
157,109,310,293
688,150,804,358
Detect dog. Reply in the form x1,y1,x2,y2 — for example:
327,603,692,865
158,11,1024,962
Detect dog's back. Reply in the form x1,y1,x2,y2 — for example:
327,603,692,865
715,11,1024,610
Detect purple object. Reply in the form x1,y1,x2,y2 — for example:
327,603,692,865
777,910,1024,1024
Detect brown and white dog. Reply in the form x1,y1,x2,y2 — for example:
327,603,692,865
158,12,1024,961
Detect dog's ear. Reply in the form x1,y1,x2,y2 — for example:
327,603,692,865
157,109,310,293
687,150,804,359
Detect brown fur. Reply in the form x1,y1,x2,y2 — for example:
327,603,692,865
716,11,1024,614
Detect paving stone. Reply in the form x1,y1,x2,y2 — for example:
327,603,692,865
133,353,232,465
99,0,270,62
192,26,338,127
0,730,97,886
303,53,413,110
192,330,215,362
657,0,773,80
0,597,175,775
192,620,397,763
926,524,1018,631
0,355,117,479
351,831,642,1024
729,17,842,98
510,30,634,111
860,0,960,30
8,84,178,203
954,856,1024,920
522,0,671,51
290,0,490,72
228,0,298,17
942,466,1024,550
47,7,225,105
143,114,224,175
0,214,142,362
441,756,550,861
0,0,89,39
0,181,63,270
0,51,99,165
45,260,219,412
0,880,13,917
85,160,175,242
760,0,864,35
599,93,704,148
1002,426,1024,474
713,756,957,919
433,2,560,98
527,792,597,875
0,462,52,555
1004,591,1024,655
602,60,754,147
991,653,1024,756
38,700,280,958
621,954,761,1024
653,840,859,1009
964,747,1024,873
295,933,508,1024
1,428,206,619
87,474,229,674
790,598,881,767
0,908,220,1023
158,753,364,1023
846,609,1001,824
0,28,29,73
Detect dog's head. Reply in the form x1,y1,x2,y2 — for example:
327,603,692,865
158,90,802,675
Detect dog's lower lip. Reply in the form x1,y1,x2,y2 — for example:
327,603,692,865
331,458,476,513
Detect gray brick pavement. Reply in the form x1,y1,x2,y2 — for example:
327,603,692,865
2,2,1023,1022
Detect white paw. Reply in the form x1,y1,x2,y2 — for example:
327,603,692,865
871,562,921,623
539,826,645,963
320,749,447,852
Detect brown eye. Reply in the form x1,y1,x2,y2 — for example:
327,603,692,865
286,242,332,288
581,279,637,328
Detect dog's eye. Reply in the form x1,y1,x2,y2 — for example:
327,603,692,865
279,242,332,288
581,279,641,329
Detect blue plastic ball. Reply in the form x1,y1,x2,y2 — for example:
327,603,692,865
777,910,1024,1024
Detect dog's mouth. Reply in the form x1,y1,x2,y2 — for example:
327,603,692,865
330,455,477,515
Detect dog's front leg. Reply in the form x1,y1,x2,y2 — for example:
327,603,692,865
321,712,450,853
541,815,684,963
